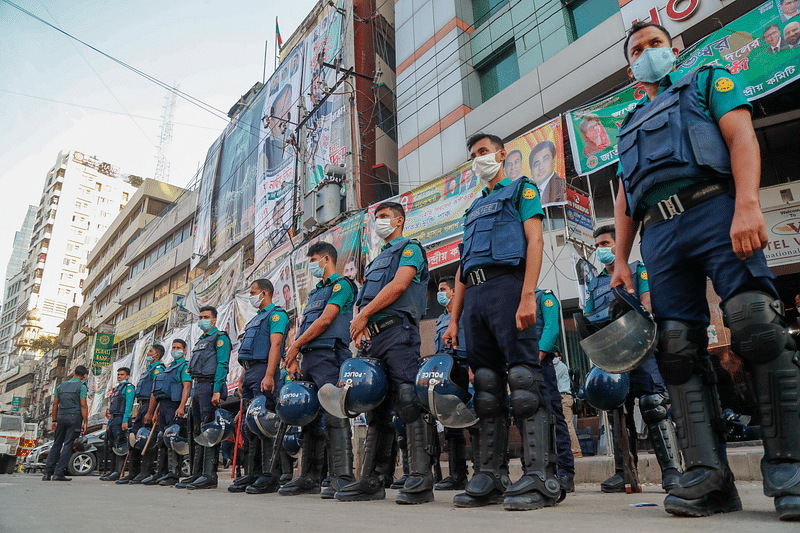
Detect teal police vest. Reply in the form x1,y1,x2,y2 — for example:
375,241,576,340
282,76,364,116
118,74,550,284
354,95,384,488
189,330,227,379
356,239,430,324
109,383,128,415
58,380,83,415
617,67,733,219
459,178,528,274
297,279,355,350
586,262,641,325
238,307,289,362
152,360,188,402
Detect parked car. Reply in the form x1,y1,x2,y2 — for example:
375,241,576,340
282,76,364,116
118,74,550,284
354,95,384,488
24,429,111,476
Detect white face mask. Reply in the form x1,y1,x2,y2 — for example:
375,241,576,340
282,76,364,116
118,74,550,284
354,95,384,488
375,217,397,239
471,152,502,183
249,292,263,308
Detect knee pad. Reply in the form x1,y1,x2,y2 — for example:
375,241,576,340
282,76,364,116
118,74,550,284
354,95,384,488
507,365,544,420
473,367,505,418
656,320,706,385
394,383,423,424
722,291,792,364
639,393,667,425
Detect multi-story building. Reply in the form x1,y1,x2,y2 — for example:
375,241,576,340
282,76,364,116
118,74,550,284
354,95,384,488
0,207,37,366
72,180,198,368
5,206,36,282
0,150,136,413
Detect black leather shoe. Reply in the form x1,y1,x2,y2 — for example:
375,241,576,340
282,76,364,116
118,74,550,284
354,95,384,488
42,473,52,481
52,475,72,481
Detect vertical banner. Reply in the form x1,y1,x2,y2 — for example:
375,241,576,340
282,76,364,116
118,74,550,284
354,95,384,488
255,44,305,263
564,188,594,247
303,3,347,189
503,117,567,207
128,331,155,393
193,249,243,309
92,333,114,372
192,136,222,269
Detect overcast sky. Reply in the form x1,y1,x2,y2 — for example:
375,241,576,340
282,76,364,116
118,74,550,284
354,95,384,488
0,0,317,301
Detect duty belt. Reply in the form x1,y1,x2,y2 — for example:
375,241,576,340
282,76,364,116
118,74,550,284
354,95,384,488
366,315,404,337
192,377,214,383
641,181,729,230
239,360,264,370
110,414,124,418
465,265,524,289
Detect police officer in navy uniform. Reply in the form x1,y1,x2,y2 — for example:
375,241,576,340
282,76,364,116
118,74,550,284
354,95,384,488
283,242,356,497
101,367,135,482
432,276,474,491
118,345,165,484
443,133,562,511
533,288,576,493
583,225,681,493
43,366,89,481
144,339,192,485
613,22,800,520
228,280,289,495
177,306,231,490
338,201,432,504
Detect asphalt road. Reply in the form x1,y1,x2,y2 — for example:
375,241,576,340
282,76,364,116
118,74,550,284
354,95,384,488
1,473,796,533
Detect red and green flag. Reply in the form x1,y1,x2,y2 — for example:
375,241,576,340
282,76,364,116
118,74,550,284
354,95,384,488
276,17,282,50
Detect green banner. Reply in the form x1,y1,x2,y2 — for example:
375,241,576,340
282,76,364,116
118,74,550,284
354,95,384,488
566,0,800,176
92,333,114,369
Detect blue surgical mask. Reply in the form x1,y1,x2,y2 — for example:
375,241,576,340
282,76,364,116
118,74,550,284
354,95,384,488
145,356,154,365
630,47,676,83
437,291,451,307
309,260,325,278
171,350,185,359
198,319,213,332
596,247,616,265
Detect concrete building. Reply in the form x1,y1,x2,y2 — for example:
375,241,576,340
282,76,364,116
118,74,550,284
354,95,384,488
5,206,36,282
73,179,198,368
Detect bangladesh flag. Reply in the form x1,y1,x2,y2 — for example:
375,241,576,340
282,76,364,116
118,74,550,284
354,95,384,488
276,17,282,50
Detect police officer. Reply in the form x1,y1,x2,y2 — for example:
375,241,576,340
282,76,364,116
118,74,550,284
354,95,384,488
283,242,356,497
583,225,680,493
443,133,562,511
177,306,230,490
144,339,192,485
43,366,89,481
101,367,135,482
613,22,800,520
533,288,576,493
228,280,289,495
118,345,165,484
339,201,432,504
432,276,474,491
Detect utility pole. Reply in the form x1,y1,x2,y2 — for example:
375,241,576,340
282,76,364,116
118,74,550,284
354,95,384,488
343,0,359,211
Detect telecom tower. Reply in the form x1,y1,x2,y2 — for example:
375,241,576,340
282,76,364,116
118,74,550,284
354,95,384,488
154,84,178,182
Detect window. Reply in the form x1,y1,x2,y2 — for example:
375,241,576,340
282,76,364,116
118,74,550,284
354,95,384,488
158,240,167,258
96,183,102,191
376,102,397,142
154,279,170,300
183,223,192,242
375,32,396,71
477,43,520,102
472,0,509,28
568,0,620,40
164,237,173,254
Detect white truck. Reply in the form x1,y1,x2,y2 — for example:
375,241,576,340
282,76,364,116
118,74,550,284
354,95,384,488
0,413,26,474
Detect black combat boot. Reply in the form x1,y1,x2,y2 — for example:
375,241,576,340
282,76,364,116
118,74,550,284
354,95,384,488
187,445,219,490
336,424,393,501
158,450,181,486
229,435,261,493
246,437,280,494
175,446,203,488
390,433,409,489
320,415,355,499
396,416,435,504
279,421,326,495
116,450,140,484
142,443,166,485
436,429,468,490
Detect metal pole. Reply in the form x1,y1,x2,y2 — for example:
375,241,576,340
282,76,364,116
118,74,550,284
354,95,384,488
263,39,268,84
343,0,359,210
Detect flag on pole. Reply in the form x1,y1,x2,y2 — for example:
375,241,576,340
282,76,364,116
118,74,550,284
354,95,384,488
276,17,283,50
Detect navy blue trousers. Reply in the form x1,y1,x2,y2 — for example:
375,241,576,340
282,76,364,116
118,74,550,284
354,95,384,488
45,413,82,476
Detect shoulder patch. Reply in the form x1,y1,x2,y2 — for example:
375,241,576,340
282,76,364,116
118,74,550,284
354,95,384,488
714,77,734,92
641,271,648,281
332,283,342,293
272,313,280,322
544,298,554,307
217,339,224,347
523,187,536,199
403,248,414,257
153,369,160,375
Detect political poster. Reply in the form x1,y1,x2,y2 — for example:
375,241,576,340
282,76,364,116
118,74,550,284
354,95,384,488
303,3,348,190
564,188,594,247
254,44,305,263
503,117,567,207
192,136,222,269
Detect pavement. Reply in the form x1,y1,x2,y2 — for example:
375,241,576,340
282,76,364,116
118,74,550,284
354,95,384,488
1,471,797,533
